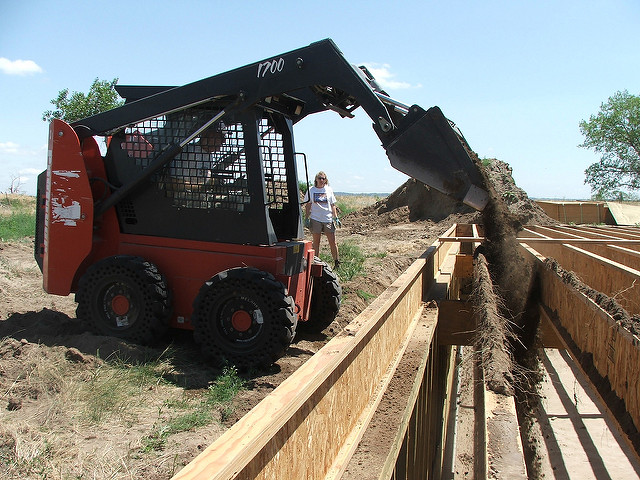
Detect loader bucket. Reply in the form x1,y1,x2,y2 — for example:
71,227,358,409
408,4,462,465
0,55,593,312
383,105,488,211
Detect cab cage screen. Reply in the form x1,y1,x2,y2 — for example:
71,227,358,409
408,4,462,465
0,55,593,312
260,118,289,211
120,107,250,212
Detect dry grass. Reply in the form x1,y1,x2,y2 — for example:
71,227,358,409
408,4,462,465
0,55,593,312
0,194,35,217
335,193,383,215
0,339,233,479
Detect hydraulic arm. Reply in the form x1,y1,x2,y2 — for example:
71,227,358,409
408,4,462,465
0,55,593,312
72,39,488,211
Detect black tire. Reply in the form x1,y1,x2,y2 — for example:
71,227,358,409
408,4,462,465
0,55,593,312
298,259,342,333
75,255,172,344
192,267,296,369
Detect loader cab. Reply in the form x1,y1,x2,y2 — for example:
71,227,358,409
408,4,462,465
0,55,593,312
102,103,303,245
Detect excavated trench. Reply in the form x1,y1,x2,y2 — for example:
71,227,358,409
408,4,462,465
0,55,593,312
463,156,640,477
471,157,553,478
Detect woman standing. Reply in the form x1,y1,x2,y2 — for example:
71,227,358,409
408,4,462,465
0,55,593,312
304,171,340,269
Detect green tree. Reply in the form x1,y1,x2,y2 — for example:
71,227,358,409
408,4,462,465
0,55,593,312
580,90,640,200
42,77,123,123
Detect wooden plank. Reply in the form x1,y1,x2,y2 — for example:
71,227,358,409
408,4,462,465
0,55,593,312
327,303,431,479
453,254,474,278
537,305,564,349
540,243,640,315
438,299,474,346
341,306,439,480
535,201,606,224
483,387,527,479
172,235,453,479
528,225,640,269
521,244,640,453
577,225,640,253
520,227,640,316
535,348,640,477
440,237,640,245
447,347,476,479
539,300,640,467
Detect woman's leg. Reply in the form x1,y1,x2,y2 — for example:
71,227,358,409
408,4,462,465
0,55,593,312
312,232,322,256
325,231,339,265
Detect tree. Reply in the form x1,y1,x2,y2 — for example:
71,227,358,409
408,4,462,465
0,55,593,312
580,90,640,200
42,77,124,123
7,174,24,194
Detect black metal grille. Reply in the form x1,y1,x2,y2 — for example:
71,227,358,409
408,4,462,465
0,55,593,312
122,107,249,212
260,119,288,210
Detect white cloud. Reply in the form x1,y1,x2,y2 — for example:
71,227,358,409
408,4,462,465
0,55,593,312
361,63,422,91
0,141,20,153
20,167,43,175
0,57,43,75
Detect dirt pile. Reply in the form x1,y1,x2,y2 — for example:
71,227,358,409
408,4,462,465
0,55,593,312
477,162,535,320
479,159,556,227
469,156,555,474
352,159,554,230
472,252,515,395
366,178,474,222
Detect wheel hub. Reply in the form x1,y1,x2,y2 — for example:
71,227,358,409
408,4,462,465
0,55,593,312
231,310,252,332
111,294,131,316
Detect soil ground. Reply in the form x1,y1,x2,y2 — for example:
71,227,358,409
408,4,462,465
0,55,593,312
1,181,481,479
0,158,606,479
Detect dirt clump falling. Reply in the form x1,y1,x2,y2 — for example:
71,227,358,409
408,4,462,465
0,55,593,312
472,157,538,349
468,163,545,398
471,251,515,395
471,157,551,477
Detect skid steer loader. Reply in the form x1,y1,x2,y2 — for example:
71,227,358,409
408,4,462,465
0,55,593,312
35,39,487,368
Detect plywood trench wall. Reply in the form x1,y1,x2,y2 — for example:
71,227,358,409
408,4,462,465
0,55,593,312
522,241,640,449
172,225,462,479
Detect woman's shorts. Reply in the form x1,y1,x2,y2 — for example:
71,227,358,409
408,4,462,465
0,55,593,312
310,218,336,234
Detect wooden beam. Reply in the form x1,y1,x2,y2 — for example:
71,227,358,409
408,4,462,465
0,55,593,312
437,299,564,349
483,386,527,479
521,244,640,456
438,299,474,346
342,305,440,480
439,237,640,245
526,225,640,271
534,242,640,315
537,306,564,349
172,234,456,479
535,200,607,224
328,303,433,479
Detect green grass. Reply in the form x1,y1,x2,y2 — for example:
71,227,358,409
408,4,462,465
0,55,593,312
318,240,366,281
356,290,376,302
141,366,246,452
0,195,36,241
207,365,246,403
0,211,35,240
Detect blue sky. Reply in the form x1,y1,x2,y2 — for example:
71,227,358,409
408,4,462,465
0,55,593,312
1,0,639,199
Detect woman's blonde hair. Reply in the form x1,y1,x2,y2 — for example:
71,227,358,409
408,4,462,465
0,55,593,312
314,171,329,187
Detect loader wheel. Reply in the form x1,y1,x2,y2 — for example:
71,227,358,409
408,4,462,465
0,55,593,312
75,256,172,344
192,267,296,369
298,259,342,334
